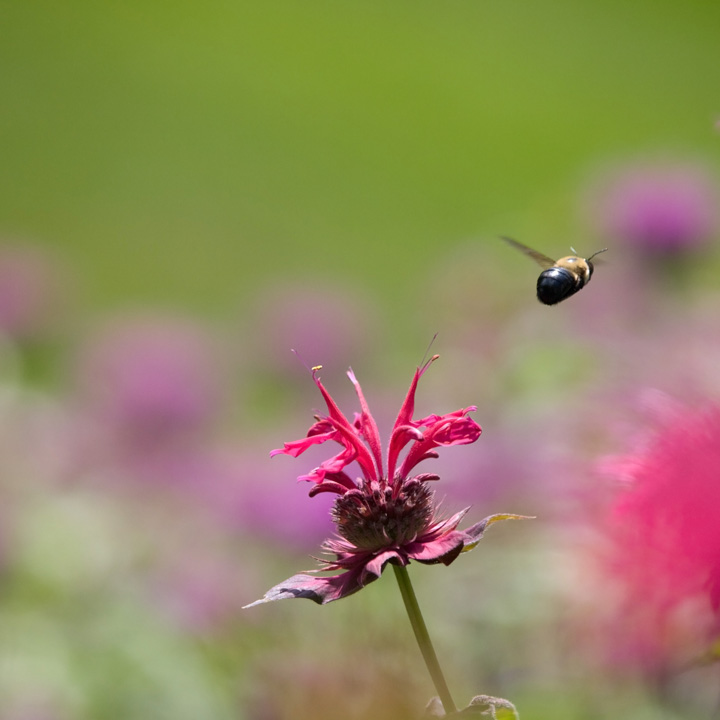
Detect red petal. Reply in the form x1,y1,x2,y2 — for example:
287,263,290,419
399,412,481,477
347,368,384,479
270,429,337,458
297,444,357,485
311,368,378,482
387,367,425,479
360,549,404,585
307,472,357,496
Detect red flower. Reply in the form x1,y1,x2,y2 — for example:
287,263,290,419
600,400,720,665
246,357,523,606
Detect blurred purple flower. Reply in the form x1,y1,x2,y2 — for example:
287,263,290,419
429,417,545,512
0,244,65,342
4,706,64,720
246,358,523,606
76,314,223,449
249,283,378,375
588,160,719,252
209,446,336,548
153,550,247,634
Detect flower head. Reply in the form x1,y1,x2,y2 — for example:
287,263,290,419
76,314,222,446
599,399,720,666
246,357,524,606
589,160,719,252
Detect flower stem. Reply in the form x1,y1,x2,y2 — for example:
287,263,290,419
393,563,457,715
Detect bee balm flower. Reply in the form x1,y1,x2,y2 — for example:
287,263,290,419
599,400,720,667
590,161,718,252
246,357,522,606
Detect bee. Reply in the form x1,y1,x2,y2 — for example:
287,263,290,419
501,236,608,305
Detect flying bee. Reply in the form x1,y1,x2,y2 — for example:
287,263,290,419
500,236,608,305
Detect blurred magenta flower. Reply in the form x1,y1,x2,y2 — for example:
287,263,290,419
589,160,719,252
600,399,720,665
246,358,522,606
212,447,336,548
248,282,378,375
76,314,223,448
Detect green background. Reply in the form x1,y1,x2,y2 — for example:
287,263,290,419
3,0,718,328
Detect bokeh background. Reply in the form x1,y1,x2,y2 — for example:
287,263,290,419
2,1,720,718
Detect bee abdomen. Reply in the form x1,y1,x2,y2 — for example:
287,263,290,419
536,267,581,305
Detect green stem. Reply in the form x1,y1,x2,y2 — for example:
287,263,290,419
393,563,457,715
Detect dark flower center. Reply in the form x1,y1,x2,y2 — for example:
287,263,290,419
331,478,435,551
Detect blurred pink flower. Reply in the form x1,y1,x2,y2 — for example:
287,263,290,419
589,161,719,252
76,314,223,449
209,446,336,548
140,444,337,547
246,358,522,606
429,418,546,513
152,550,248,635
4,706,63,720
0,244,65,342
248,283,378,375
600,399,720,665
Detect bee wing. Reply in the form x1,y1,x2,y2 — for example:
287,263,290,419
500,236,556,270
